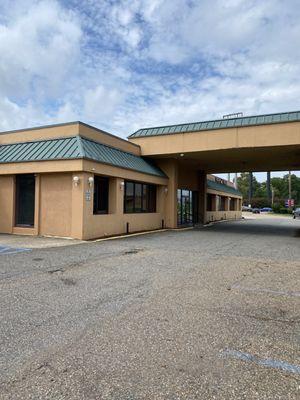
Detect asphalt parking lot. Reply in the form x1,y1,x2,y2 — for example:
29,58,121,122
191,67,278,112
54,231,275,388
0,216,299,399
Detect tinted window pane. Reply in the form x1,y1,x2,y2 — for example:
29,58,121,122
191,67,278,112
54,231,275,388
207,193,213,211
124,181,134,213
15,174,35,226
220,196,226,211
135,183,142,212
93,176,109,214
142,184,148,212
124,181,156,213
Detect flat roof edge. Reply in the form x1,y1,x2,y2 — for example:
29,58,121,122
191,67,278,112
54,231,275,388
0,121,80,136
0,121,141,150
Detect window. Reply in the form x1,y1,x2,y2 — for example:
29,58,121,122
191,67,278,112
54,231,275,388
230,198,236,211
124,181,134,213
220,196,226,211
124,181,156,213
15,174,35,227
207,193,213,211
216,195,220,211
93,176,109,214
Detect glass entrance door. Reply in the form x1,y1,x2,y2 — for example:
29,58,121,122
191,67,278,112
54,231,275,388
177,189,198,226
15,174,35,227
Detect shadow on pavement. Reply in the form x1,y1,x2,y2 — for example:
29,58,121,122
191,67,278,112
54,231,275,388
202,218,300,238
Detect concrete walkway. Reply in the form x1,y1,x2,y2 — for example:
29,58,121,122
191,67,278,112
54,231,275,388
0,233,83,248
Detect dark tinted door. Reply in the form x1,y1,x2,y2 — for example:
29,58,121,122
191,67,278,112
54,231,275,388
15,174,35,226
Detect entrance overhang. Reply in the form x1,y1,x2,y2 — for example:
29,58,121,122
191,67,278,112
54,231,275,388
129,120,300,173
152,145,300,174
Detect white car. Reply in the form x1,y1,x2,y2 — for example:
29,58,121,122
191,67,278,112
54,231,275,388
293,208,300,219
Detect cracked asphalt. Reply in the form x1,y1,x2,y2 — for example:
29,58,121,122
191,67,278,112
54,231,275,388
0,216,300,399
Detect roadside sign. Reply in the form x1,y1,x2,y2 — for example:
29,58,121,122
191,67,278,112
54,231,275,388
285,199,294,207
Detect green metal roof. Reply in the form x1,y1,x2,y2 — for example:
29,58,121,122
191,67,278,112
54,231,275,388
207,179,242,196
129,110,300,138
80,137,166,177
0,136,166,178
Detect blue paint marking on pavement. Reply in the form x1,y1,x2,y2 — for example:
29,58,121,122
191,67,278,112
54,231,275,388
0,245,31,255
221,349,300,375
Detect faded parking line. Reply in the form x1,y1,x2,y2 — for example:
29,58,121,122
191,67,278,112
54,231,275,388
221,349,300,375
0,246,31,255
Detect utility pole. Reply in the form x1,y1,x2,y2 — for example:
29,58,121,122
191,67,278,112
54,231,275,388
248,172,253,206
267,172,271,204
289,171,292,204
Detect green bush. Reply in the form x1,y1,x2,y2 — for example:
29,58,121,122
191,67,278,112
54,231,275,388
272,203,282,213
279,207,288,214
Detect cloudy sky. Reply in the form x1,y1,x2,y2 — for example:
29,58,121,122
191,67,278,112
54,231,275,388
0,0,300,180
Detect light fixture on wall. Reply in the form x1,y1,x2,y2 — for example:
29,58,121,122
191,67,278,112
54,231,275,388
164,186,168,194
88,176,94,187
73,176,80,186
120,181,125,190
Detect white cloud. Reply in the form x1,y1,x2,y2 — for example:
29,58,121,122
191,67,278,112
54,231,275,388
83,85,123,122
0,0,300,173
0,0,82,100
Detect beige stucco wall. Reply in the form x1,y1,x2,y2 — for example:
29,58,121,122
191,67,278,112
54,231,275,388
178,164,198,190
129,122,300,155
0,160,83,175
39,174,72,237
156,159,178,228
206,210,242,223
83,160,168,186
0,167,242,239
78,124,141,155
80,173,166,240
0,175,14,233
0,156,169,239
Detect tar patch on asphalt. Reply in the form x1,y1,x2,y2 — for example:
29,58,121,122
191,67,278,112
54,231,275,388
60,277,77,286
123,248,144,255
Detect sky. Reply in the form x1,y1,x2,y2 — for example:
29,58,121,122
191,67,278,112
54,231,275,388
0,0,300,181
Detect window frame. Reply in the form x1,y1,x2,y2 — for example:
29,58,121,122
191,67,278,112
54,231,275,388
124,181,156,214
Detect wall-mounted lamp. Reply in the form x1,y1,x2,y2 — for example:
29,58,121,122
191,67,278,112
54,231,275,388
164,186,168,194
88,176,94,187
73,176,80,186
120,181,125,190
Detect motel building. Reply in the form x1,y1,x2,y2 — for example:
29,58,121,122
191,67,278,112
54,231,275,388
0,119,242,240
4,109,300,240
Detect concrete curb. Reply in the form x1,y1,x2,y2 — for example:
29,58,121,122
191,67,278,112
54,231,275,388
92,226,194,242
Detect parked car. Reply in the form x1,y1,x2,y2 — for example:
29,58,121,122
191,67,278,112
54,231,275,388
260,207,273,213
252,208,260,214
293,208,300,219
242,206,252,212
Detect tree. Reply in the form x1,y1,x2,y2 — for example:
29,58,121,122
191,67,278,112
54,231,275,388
237,172,263,203
237,173,300,207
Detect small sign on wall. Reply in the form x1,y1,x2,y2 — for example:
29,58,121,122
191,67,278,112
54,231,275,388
85,190,91,201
